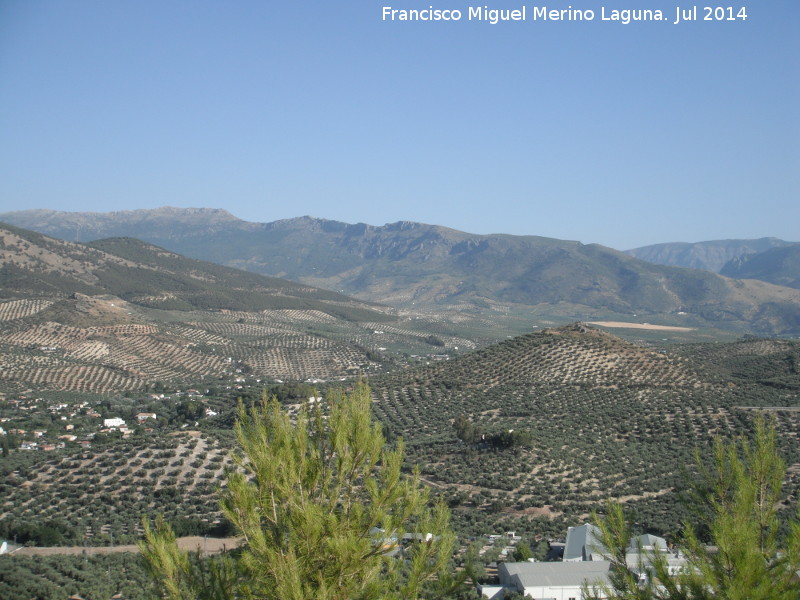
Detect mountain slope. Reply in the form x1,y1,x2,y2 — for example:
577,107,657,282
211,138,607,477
0,222,392,320
3,208,800,335
625,238,795,272
0,222,410,390
720,244,800,289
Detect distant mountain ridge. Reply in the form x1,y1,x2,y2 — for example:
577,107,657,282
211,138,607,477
720,244,800,289
0,207,255,243
625,238,796,272
2,208,800,334
0,221,391,321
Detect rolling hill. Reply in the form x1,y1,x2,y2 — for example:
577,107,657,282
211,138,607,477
3,323,798,553
368,324,800,536
0,221,390,319
0,222,490,391
3,208,800,335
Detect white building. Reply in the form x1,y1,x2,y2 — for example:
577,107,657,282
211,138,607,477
483,561,613,600
103,417,126,428
563,523,606,562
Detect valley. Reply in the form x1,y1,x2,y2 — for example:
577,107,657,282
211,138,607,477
0,218,799,599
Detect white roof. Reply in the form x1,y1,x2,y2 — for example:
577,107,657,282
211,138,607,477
501,560,613,587
564,523,606,560
629,533,668,552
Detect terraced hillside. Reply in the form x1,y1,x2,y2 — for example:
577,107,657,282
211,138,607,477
0,222,391,319
674,337,800,391
1,431,231,545
369,325,800,537
0,294,485,391
0,296,385,390
2,325,799,551
0,223,493,391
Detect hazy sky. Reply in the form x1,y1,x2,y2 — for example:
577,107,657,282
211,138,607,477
1,1,797,249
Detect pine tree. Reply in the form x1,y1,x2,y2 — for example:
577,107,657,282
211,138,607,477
586,416,800,600
141,382,460,599
679,416,800,599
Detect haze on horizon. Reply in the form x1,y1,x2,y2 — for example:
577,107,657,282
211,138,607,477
0,1,797,250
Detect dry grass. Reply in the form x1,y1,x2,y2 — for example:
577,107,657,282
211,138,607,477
588,321,696,332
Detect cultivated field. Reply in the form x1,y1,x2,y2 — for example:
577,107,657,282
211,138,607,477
589,321,696,332
2,432,231,543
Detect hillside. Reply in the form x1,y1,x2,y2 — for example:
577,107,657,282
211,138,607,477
0,223,489,391
3,208,800,335
625,237,795,272
3,324,799,557
720,244,800,289
368,325,800,536
0,222,390,318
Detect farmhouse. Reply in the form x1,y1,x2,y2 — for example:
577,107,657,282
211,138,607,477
479,522,688,599
626,533,688,578
103,417,126,429
482,560,613,599
563,523,605,561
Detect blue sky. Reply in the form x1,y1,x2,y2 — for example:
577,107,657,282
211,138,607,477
0,0,797,249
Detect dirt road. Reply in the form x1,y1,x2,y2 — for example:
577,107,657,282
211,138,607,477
8,536,241,556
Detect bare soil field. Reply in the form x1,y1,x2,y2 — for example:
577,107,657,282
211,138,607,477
10,536,241,556
588,321,696,332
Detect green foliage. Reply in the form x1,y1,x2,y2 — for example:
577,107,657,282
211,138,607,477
425,335,446,347
1,519,79,546
452,415,531,449
503,593,534,600
263,382,319,404
0,553,157,600
587,417,800,600
141,382,462,599
176,399,204,422
140,515,238,600
584,502,661,600
679,416,800,599
511,542,533,562
453,415,478,444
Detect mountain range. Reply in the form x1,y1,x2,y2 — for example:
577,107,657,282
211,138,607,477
0,221,389,320
1,208,799,335
625,237,796,272
720,244,800,289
